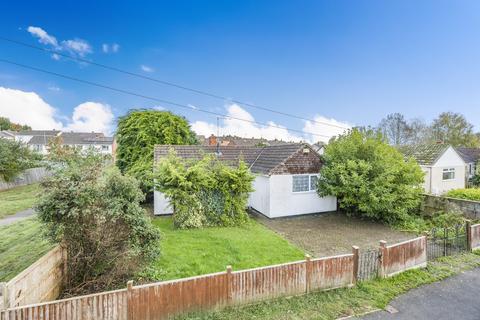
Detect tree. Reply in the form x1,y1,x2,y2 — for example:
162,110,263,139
116,110,198,194
0,139,41,182
317,128,424,224
36,153,160,295
430,112,479,147
0,117,31,131
378,113,411,145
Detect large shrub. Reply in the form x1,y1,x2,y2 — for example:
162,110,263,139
317,128,424,224
154,152,254,229
116,110,198,195
36,153,160,295
445,188,480,201
0,138,41,182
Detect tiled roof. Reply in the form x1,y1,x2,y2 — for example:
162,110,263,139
154,143,316,175
398,144,449,166
27,132,113,145
14,130,60,136
456,147,480,164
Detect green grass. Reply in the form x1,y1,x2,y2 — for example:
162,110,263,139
0,218,54,281
147,217,305,281
180,252,480,320
0,183,41,219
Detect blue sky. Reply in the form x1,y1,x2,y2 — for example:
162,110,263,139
1,1,480,141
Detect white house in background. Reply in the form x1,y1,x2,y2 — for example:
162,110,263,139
456,147,480,180
153,143,337,218
399,144,466,195
0,130,115,157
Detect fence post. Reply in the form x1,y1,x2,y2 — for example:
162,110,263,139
379,240,387,278
466,220,472,252
127,280,134,320
352,246,359,285
305,254,312,294
226,265,232,305
0,282,7,310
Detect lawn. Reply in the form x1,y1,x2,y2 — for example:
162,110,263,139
180,252,480,320
148,217,305,281
0,183,41,219
0,217,54,281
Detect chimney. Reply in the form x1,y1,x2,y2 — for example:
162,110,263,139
208,134,217,146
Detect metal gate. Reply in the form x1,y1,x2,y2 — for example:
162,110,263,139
427,224,468,260
358,249,380,281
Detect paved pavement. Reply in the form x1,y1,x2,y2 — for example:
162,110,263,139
0,208,36,226
358,267,480,320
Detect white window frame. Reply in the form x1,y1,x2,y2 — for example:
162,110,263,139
101,145,110,151
292,174,319,193
442,168,455,181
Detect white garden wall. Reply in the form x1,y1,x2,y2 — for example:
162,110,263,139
247,175,270,216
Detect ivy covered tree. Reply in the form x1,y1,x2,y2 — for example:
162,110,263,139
0,138,41,182
317,128,424,224
116,110,198,195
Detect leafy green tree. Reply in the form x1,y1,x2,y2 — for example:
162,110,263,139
116,110,198,194
154,151,254,229
430,112,479,147
317,128,424,224
0,117,31,131
0,139,41,182
36,154,160,295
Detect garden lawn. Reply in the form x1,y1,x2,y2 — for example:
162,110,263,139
150,217,305,281
0,183,41,219
0,217,54,281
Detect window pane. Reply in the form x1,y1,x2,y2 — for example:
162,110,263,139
293,175,309,192
442,168,455,180
310,176,318,191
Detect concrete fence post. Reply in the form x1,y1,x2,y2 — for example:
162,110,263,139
0,282,7,310
379,240,387,278
226,265,233,305
126,280,134,320
352,246,359,285
466,220,473,252
305,254,312,294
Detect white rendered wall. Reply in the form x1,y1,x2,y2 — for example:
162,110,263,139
247,175,270,216
430,146,466,195
154,191,173,215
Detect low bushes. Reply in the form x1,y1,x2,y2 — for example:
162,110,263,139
154,152,254,229
445,188,480,201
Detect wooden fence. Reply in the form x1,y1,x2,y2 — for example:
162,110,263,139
0,168,50,191
0,246,66,310
468,223,480,251
0,237,426,320
379,236,427,277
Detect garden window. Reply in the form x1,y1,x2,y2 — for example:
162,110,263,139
292,175,318,192
442,168,455,180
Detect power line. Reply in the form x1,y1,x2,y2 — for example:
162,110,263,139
0,58,333,139
0,36,349,130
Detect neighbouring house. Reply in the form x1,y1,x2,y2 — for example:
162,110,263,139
0,130,116,157
399,144,466,195
198,134,294,147
153,143,337,218
456,147,480,181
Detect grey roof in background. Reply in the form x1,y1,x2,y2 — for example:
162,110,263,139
27,135,55,145
456,147,480,164
14,130,60,136
398,144,449,166
26,131,113,145
154,143,313,175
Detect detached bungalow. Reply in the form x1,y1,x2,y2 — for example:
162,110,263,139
399,144,466,195
153,143,337,218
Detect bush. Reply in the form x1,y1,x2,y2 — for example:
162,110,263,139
116,110,197,195
154,152,254,229
317,128,425,224
36,153,160,295
445,188,480,201
0,139,41,182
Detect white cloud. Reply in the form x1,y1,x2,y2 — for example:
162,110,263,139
102,44,108,53
303,115,352,143
51,53,60,60
0,87,113,134
27,26,58,47
62,39,92,57
191,104,351,143
102,43,120,54
48,86,61,92
141,65,154,73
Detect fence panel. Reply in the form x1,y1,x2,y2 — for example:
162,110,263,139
309,254,354,290
0,168,49,191
427,224,467,260
470,224,480,251
382,237,427,277
358,249,379,281
230,260,306,305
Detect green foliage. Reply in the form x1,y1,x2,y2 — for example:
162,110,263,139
0,117,31,131
36,153,160,295
154,151,254,229
445,188,480,201
430,112,479,147
116,110,198,194
317,128,424,224
0,138,41,182
395,210,466,233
